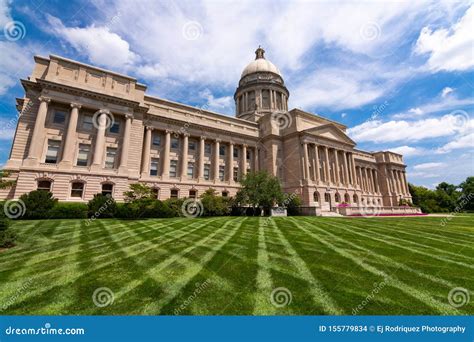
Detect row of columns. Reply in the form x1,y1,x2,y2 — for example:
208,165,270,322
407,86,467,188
27,96,132,170
302,143,358,187
356,166,380,194
236,89,288,113
141,128,258,182
389,168,410,196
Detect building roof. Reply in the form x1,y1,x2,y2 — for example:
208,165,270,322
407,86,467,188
241,47,282,78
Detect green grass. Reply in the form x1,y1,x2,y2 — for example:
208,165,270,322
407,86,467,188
0,216,473,315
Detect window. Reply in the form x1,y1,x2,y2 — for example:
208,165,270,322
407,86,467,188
353,194,358,204
189,190,197,199
335,193,341,202
205,143,212,154
313,192,319,202
37,180,52,192
170,189,179,199
76,144,90,166
53,110,66,125
152,134,161,146
150,158,159,176
82,115,93,131
204,164,210,180
171,137,179,149
101,183,114,196
219,145,226,156
246,150,251,160
233,167,239,182
219,165,225,181
262,89,270,109
188,141,196,151
45,140,61,164
105,147,117,169
233,148,239,158
222,191,228,197
151,188,159,199
344,194,350,203
324,193,330,202
187,162,194,178
70,182,84,198
109,121,120,134
170,160,178,178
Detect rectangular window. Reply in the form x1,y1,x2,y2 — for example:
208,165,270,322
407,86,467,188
189,190,197,199
188,141,196,151
171,137,179,149
219,145,225,156
219,165,225,181
53,110,67,125
170,189,179,199
150,158,159,176
105,147,117,169
233,167,239,182
233,148,239,158
205,143,212,154
152,134,161,146
170,160,178,178
204,164,210,180
247,150,251,160
101,183,113,196
45,140,61,164
109,121,120,134
187,162,194,178
82,115,93,131
70,182,84,198
76,144,91,166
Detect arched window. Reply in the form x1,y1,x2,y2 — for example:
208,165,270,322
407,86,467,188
344,193,350,203
189,190,197,199
313,191,319,202
353,194,358,204
170,189,179,199
324,193,330,202
335,193,341,203
70,181,85,199
101,183,114,197
222,191,228,197
37,180,52,192
151,188,159,199
377,199,381,205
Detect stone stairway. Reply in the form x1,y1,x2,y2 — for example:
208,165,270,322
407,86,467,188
320,211,343,217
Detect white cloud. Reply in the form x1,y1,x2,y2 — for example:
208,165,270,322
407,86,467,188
441,87,454,98
0,0,12,27
341,113,347,118
199,89,234,115
415,5,474,72
0,41,34,95
387,145,425,157
391,95,473,119
0,117,17,140
348,114,473,143
47,15,138,69
436,133,474,153
413,162,445,170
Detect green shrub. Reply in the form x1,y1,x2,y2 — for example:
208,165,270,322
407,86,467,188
19,190,57,219
116,198,175,219
49,202,88,219
0,204,16,248
199,189,230,217
88,194,117,218
285,194,302,216
163,198,186,217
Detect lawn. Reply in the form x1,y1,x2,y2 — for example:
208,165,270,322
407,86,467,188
0,216,473,315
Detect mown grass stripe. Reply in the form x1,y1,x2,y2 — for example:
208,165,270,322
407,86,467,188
290,218,459,315
270,219,343,315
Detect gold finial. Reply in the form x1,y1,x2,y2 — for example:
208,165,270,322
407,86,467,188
255,46,265,59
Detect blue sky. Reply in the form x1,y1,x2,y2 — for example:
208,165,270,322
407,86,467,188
0,0,473,188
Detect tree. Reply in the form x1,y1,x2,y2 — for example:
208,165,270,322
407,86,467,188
199,188,230,216
236,171,284,215
19,190,58,219
459,177,474,211
123,183,154,202
88,193,117,218
0,170,16,190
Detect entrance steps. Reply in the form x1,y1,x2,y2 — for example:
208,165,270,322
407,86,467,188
320,211,343,217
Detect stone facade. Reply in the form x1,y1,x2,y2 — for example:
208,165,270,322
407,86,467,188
1,48,416,215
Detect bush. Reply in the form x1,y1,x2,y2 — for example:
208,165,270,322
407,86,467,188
49,202,88,219
116,198,175,219
284,194,302,216
163,198,186,217
0,204,16,248
88,194,117,218
199,189,230,217
19,190,57,219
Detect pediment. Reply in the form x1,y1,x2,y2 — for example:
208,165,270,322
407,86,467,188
303,123,356,146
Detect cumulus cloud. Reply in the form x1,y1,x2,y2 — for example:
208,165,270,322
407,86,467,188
199,89,234,115
415,5,474,72
436,133,474,153
413,162,446,170
387,145,425,157
441,87,454,98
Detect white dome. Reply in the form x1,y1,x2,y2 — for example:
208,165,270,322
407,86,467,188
241,58,282,78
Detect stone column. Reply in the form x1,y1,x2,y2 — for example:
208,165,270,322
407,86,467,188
253,147,259,172
119,114,132,172
180,134,189,179
60,102,81,166
362,167,368,192
91,109,109,168
141,126,152,175
161,130,171,178
402,171,410,195
198,136,205,181
367,168,373,193
241,144,247,177
374,169,380,193
351,154,358,187
342,151,350,186
27,96,51,161
302,142,310,182
227,142,234,182
314,145,321,182
324,146,330,183
392,169,400,194
214,139,220,181
334,149,340,185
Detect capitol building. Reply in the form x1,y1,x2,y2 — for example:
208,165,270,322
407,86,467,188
1,47,417,215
